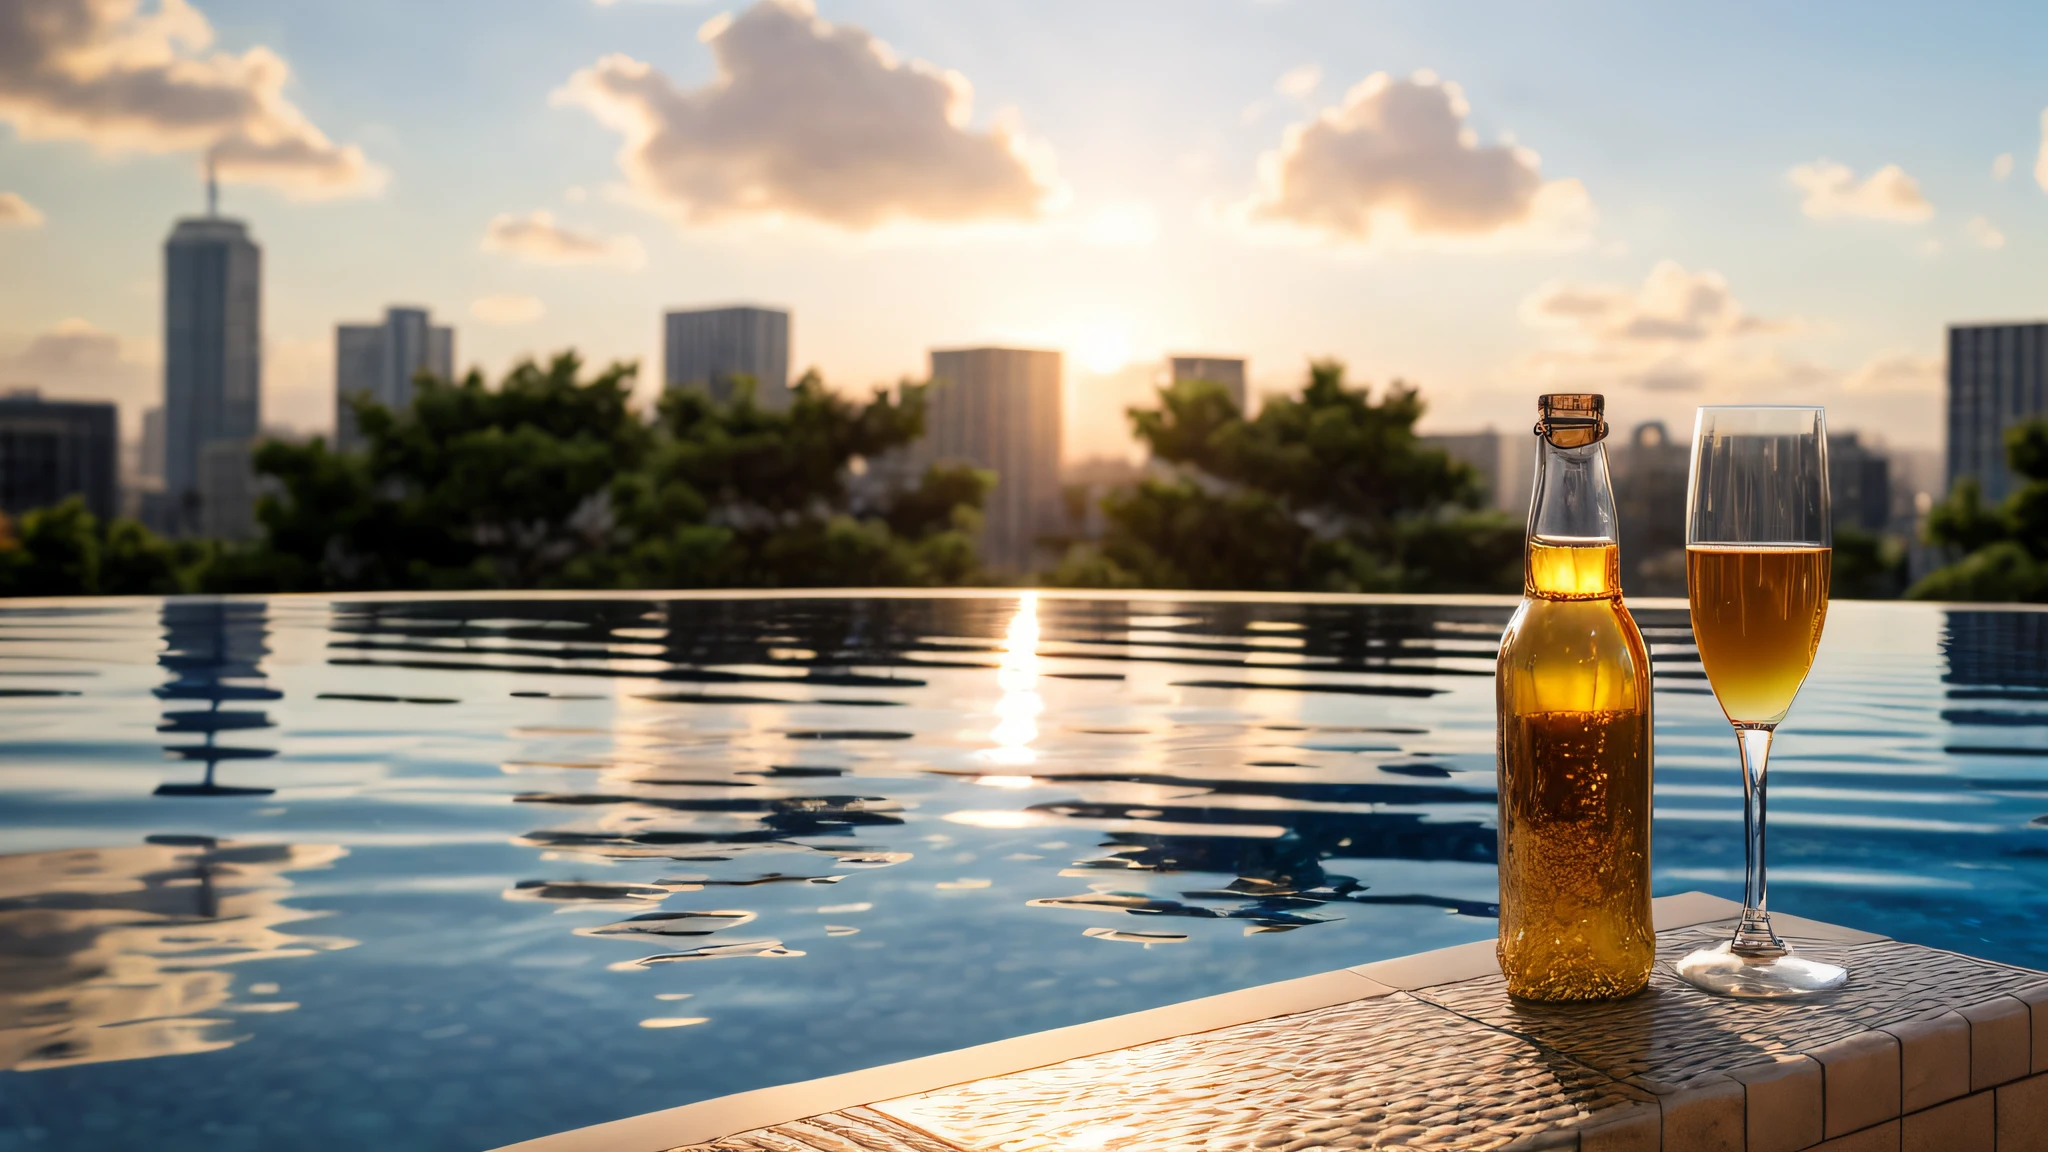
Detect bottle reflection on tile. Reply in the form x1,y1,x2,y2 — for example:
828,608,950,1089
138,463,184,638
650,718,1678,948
0,836,353,1070
154,601,280,798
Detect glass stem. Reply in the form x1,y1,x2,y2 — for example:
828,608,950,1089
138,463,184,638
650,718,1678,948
1731,724,1785,956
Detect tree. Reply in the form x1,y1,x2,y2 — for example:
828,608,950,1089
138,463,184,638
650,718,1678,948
0,498,199,597
238,354,991,592
1911,418,2048,601
1053,361,1521,592
1830,525,1908,600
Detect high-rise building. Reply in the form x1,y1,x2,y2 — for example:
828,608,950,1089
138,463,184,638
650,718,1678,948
1947,321,2048,502
1169,355,1248,412
1421,429,1537,516
1828,431,1892,535
0,389,118,522
1610,420,1691,597
139,406,166,482
198,438,257,541
663,305,791,407
925,347,1064,572
335,306,455,451
163,205,260,537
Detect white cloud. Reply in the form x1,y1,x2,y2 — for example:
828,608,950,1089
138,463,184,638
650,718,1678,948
1274,63,1321,100
0,191,42,227
1241,71,1592,249
0,319,153,425
1787,160,1932,222
1993,153,2014,181
554,0,1058,231
1518,261,1802,395
470,295,546,327
1967,216,2006,250
0,0,382,198
2037,109,2048,193
1843,352,1940,394
481,210,646,268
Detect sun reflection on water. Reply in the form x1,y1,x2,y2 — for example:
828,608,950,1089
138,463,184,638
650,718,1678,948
983,594,1043,767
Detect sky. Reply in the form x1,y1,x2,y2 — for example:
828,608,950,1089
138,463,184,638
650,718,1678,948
1,0,2045,465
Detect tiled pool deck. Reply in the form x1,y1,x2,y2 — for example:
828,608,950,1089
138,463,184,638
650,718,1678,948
502,893,2048,1152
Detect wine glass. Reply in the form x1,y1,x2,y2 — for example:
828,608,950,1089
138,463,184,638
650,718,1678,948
1672,406,1846,997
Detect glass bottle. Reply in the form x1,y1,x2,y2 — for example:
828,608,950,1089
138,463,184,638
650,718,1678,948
1494,393,1655,1001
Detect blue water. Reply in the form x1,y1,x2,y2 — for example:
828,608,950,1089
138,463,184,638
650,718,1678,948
0,593,2045,1150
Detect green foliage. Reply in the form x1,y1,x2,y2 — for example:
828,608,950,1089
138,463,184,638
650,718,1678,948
1908,541,2048,602
0,498,202,597
1912,418,2048,602
0,352,997,599
1923,478,2009,556
1831,525,1907,600
1053,362,1519,592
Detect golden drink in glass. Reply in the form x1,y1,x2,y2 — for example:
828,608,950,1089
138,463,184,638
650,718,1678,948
1673,407,1846,998
1685,547,1830,725
1495,398,1654,1001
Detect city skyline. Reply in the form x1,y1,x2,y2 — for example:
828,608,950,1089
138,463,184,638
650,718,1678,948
2,1,2046,455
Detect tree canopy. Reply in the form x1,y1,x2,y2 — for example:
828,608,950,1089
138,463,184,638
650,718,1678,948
1910,419,2048,602
0,353,995,597
1052,360,1521,592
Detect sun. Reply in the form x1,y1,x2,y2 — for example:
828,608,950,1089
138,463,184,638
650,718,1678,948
1073,328,1131,374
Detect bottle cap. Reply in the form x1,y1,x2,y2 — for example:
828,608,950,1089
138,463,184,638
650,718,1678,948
1535,394,1608,448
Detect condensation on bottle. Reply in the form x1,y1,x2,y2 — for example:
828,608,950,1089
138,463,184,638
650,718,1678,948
1494,393,1656,1001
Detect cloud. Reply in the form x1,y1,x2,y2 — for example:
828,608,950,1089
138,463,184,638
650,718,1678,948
481,210,646,267
0,319,154,424
2037,109,2048,193
1240,71,1591,249
1274,63,1321,100
1787,160,1931,222
1993,153,2014,181
1843,352,1940,394
554,0,1058,231
470,294,545,327
0,0,381,198
1967,216,2006,250
1518,261,1805,395
0,191,42,227
1511,271,1946,449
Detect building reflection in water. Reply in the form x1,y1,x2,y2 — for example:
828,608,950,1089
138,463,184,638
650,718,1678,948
155,600,281,797
0,836,352,1070
333,596,1513,951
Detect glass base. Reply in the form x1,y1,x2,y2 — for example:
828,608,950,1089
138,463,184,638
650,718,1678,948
1673,940,1848,998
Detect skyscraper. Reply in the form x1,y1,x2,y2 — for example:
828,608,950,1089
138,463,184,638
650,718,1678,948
663,306,791,407
335,306,455,451
163,198,260,537
1609,420,1691,597
1828,431,1893,534
0,389,118,522
1947,321,2048,502
139,406,166,482
925,347,1063,573
1169,355,1248,412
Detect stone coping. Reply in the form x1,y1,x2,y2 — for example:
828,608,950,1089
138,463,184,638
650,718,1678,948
499,893,2048,1152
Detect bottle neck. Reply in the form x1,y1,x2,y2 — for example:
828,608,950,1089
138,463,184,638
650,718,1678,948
1525,437,1622,600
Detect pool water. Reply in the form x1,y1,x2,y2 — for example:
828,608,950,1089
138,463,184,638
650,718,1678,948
1,593,2045,1150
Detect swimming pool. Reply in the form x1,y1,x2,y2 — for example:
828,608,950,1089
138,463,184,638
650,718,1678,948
0,593,2043,1150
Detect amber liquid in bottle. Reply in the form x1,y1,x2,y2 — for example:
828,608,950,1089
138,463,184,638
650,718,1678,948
1495,404,1655,1001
